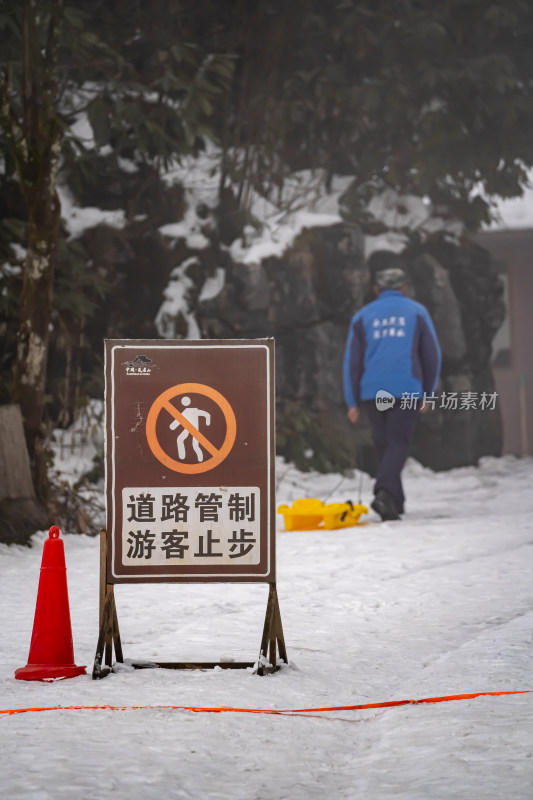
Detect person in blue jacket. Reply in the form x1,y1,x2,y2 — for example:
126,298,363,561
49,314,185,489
343,255,442,521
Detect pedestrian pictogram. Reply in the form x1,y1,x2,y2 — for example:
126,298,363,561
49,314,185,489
146,382,236,474
170,395,211,462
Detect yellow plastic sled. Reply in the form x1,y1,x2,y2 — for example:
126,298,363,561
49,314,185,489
277,498,368,531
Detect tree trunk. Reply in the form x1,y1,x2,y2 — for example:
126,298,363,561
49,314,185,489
6,0,64,505
0,404,49,544
12,189,61,502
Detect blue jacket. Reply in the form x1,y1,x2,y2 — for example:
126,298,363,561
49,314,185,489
343,289,442,407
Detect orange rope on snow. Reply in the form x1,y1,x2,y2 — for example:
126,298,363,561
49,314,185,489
1,690,531,717
290,690,533,713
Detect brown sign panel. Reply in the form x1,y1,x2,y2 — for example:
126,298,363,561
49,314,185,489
105,339,275,583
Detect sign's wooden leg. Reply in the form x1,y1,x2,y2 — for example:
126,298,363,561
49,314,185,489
273,587,288,666
99,530,106,628
112,595,123,663
93,587,123,679
104,586,114,668
257,583,287,675
92,589,114,679
93,529,123,679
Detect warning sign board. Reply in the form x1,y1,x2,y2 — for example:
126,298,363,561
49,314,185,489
105,339,275,583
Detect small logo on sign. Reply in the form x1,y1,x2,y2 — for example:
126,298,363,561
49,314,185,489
122,355,158,377
375,390,396,411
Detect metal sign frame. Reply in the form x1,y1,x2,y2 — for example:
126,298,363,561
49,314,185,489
93,338,286,677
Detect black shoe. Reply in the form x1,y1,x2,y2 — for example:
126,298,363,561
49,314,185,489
371,489,401,521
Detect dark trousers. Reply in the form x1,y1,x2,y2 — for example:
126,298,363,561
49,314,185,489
362,401,419,512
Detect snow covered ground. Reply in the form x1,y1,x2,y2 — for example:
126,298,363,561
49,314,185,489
1,455,533,799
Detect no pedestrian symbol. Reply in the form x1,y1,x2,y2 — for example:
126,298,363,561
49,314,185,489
145,382,237,474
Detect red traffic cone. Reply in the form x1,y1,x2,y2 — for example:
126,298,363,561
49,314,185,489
15,526,86,681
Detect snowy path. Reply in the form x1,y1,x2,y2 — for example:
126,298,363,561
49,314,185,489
1,456,532,799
